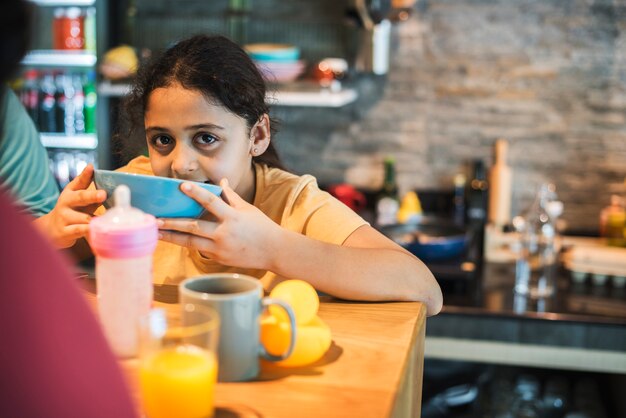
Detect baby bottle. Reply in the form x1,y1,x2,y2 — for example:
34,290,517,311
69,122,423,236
89,185,158,358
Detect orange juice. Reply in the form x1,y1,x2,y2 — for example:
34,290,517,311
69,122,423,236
140,344,217,418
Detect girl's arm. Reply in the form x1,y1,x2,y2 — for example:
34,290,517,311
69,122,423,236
265,223,443,316
159,179,443,316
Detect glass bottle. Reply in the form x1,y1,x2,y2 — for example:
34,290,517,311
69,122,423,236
38,72,57,133
376,156,399,226
514,183,563,298
600,195,625,247
466,160,488,265
89,185,158,358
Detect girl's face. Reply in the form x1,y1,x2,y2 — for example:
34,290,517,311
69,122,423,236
144,83,260,202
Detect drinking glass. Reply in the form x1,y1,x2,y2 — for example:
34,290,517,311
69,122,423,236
138,303,219,418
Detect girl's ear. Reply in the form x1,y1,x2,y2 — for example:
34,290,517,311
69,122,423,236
249,114,271,157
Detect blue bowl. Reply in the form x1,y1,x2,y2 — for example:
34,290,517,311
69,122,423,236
379,218,468,262
245,43,300,62
94,170,222,218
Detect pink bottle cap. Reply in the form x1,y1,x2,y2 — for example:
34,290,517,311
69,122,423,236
90,185,158,258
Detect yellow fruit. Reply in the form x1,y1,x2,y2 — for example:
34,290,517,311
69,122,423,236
397,191,423,224
100,45,138,80
260,314,332,367
269,280,319,325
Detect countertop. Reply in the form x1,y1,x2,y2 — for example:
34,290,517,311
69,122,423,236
78,278,427,418
425,263,626,374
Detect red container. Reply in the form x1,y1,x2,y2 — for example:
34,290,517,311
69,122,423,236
57,7,84,50
52,8,65,50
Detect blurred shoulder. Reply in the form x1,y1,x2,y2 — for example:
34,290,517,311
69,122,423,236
117,156,153,175
255,164,318,204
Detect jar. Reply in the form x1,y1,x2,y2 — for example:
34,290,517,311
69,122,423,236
514,184,563,299
60,7,84,50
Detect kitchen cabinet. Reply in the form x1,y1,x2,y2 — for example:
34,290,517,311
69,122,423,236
423,262,626,416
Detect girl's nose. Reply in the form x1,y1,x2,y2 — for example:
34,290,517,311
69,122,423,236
171,145,199,178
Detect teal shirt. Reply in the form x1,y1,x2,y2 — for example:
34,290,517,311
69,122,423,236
0,88,59,217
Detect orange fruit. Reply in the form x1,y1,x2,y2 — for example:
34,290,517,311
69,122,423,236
269,280,319,325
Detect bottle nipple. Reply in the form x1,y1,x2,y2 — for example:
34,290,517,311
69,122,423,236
101,185,148,227
114,185,131,209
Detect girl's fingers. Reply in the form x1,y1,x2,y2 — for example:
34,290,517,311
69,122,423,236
62,224,90,240
158,229,215,252
65,189,106,208
62,210,93,225
219,178,246,207
67,164,94,191
180,182,231,220
157,218,218,237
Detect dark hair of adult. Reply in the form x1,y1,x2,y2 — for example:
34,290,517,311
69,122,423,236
116,34,284,170
0,0,32,145
0,0,31,84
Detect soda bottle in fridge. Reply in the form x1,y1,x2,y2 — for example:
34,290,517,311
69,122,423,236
54,73,68,134
22,69,39,126
73,74,85,134
83,71,97,134
39,72,57,133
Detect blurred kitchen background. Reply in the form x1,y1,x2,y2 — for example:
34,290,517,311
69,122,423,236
17,0,626,234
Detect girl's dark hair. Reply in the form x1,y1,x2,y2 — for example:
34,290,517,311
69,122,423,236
116,34,284,170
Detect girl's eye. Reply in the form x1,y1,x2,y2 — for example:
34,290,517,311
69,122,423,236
151,135,173,148
194,133,218,146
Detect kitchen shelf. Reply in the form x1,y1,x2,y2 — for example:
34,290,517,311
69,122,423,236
40,133,98,149
98,81,358,108
21,50,97,67
268,88,357,107
98,81,132,97
30,0,96,5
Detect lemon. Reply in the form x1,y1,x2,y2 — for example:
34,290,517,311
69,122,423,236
260,314,331,367
269,280,319,325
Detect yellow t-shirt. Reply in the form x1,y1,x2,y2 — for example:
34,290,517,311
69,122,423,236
106,156,368,290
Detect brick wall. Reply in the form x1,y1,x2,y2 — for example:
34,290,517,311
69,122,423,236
273,0,626,233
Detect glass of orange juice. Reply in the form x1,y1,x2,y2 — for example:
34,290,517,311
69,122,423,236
138,303,219,418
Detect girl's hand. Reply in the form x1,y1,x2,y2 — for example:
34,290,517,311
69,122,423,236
34,164,106,249
157,179,282,270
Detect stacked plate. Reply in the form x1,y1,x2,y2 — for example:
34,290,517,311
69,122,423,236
245,43,305,84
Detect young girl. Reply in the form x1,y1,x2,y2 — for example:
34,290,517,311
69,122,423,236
54,34,442,316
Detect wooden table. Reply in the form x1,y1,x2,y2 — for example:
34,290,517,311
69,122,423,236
79,279,426,418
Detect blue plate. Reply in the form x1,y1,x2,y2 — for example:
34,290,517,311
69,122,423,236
94,170,222,218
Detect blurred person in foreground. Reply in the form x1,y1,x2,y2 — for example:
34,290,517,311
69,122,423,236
0,1,137,417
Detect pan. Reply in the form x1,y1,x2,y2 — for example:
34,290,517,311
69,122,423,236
379,217,469,262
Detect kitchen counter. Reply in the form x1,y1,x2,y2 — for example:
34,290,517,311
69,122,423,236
78,278,427,418
426,263,626,373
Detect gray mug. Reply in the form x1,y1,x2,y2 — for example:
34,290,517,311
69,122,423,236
179,273,297,382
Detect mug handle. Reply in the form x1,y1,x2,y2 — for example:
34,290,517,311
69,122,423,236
259,298,297,361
